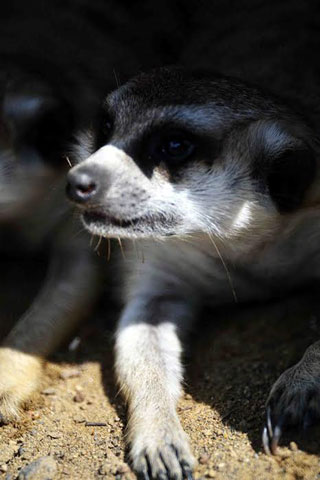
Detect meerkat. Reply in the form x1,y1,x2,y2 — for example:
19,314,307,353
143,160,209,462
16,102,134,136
67,67,320,480
0,77,100,424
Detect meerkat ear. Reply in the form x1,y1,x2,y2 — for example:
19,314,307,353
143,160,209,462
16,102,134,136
250,120,317,212
266,147,316,212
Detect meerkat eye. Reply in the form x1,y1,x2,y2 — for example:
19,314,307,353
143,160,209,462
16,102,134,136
95,113,113,149
148,132,195,164
101,119,112,137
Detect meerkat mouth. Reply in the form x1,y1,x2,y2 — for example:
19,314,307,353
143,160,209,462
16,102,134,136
81,209,179,239
83,210,142,229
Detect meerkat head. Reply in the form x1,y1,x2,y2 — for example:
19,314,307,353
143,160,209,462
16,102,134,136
0,73,74,221
67,67,318,244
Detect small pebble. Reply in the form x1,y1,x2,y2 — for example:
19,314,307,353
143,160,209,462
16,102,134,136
60,368,81,380
73,391,85,403
0,464,8,472
41,388,56,396
73,416,86,424
199,453,210,464
17,456,57,480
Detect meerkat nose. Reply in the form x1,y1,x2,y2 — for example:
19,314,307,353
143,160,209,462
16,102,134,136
66,168,98,204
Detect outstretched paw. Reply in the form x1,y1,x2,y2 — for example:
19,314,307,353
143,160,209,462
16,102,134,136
263,362,320,454
0,347,42,423
130,417,195,480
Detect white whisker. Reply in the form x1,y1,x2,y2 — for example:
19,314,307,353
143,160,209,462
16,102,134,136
118,237,126,260
207,232,238,303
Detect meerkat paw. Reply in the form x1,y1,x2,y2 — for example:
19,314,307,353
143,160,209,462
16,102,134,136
0,347,42,423
263,361,320,454
129,415,195,480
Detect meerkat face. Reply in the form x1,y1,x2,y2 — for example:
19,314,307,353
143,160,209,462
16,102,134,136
0,72,75,221
67,67,318,242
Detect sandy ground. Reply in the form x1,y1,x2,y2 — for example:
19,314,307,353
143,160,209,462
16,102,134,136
1,261,320,479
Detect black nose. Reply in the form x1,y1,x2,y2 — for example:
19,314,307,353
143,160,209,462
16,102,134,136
66,169,98,204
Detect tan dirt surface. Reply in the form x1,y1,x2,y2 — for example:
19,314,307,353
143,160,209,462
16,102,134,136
1,291,320,479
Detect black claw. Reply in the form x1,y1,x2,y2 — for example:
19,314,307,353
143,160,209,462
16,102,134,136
137,471,151,480
181,463,194,480
271,424,282,455
167,474,179,480
157,471,169,480
184,472,194,480
263,405,286,456
266,405,273,439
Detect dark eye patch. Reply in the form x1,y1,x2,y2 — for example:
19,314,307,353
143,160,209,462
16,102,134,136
146,130,196,166
94,110,114,150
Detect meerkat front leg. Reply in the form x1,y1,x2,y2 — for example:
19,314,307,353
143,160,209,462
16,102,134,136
263,340,320,454
0,234,98,423
115,293,196,480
